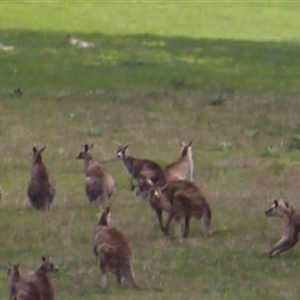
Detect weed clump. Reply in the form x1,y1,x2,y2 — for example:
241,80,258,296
288,135,300,150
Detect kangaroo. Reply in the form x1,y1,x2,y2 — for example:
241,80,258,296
164,141,194,181
8,263,42,300
27,147,56,210
116,144,167,192
93,207,140,288
147,179,212,239
66,34,95,48
0,42,17,52
93,208,162,291
265,199,300,258
133,174,169,234
76,144,115,205
27,256,59,300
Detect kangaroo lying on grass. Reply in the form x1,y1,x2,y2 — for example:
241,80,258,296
76,144,115,206
27,256,59,300
8,263,42,300
147,179,212,239
265,199,300,257
116,144,167,192
93,207,162,291
66,34,95,48
0,42,18,52
27,147,56,210
164,141,194,181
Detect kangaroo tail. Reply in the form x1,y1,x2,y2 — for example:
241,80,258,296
122,264,140,289
202,203,213,237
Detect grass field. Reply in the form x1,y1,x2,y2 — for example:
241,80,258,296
1,2,300,300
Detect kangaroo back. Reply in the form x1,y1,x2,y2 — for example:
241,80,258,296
94,208,140,288
164,141,194,181
76,144,103,177
16,281,43,300
77,144,115,205
27,146,55,210
8,264,42,300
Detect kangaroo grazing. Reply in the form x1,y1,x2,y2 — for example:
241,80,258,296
76,144,115,205
116,144,167,192
265,199,300,258
27,256,59,300
147,179,212,239
8,263,42,300
164,141,194,181
27,147,56,210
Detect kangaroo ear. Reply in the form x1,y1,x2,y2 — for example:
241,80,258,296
41,256,46,262
105,206,110,215
89,144,94,150
39,146,46,153
146,178,153,186
33,147,37,153
188,141,193,147
124,144,129,151
84,144,89,151
285,201,290,208
180,141,186,147
274,199,278,207
161,183,168,191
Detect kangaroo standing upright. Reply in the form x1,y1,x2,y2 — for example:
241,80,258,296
27,256,59,300
93,207,140,288
76,144,115,206
27,147,56,210
8,263,42,300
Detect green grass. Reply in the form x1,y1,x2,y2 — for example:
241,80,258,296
1,2,300,94
1,2,300,300
1,93,300,300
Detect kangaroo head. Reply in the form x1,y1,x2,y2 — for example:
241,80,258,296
40,256,59,273
116,144,129,159
265,199,294,218
146,179,163,204
180,141,193,157
76,144,93,160
98,207,111,226
7,263,20,276
32,146,46,164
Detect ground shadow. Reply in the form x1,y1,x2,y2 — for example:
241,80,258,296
1,29,300,94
